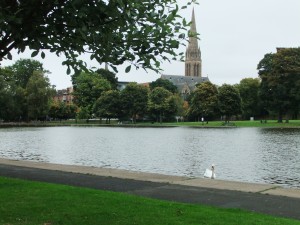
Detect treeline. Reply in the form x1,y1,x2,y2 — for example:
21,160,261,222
71,71,245,123
71,48,300,123
1,48,299,123
71,69,181,123
189,47,300,122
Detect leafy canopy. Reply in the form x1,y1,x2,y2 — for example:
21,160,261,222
149,78,178,94
72,71,111,116
218,84,241,120
258,48,300,121
6,59,46,88
120,82,149,122
238,78,260,119
26,71,55,120
1,0,197,74
0,59,50,121
95,68,118,90
190,81,219,119
93,90,121,121
148,87,173,113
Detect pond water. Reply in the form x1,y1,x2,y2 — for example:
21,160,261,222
0,126,299,188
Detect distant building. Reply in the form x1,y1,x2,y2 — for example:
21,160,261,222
117,81,130,91
117,81,150,91
161,75,209,99
53,87,74,103
161,8,209,99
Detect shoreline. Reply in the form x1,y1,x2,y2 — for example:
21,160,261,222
1,122,300,129
0,158,299,199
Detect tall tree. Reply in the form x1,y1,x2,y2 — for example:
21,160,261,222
72,71,111,118
149,78,178,94
120,83,149,123
173,94,186,121
95,69,118,90
48,101,61,121
3,59,47,120
164,95,178,121
218,84,242,122
1,0,196,73
238,78,260,119
148,87,175,123
49,101,77,121
6,59,45,88
93,90,121,123
189,81,219,121
26,71,55,120
258,48,300,121
0,68,19,121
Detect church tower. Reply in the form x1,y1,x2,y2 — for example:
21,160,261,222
185,8,202,77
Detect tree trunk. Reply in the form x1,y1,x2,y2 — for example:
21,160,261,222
278,112,283,123
159,112,162,124
132,114,136,124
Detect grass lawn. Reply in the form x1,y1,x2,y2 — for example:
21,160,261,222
0,177,299,225
44,119,300,128
165,120,300,127
2,120,300,129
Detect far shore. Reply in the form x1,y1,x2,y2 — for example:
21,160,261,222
1,119,300,128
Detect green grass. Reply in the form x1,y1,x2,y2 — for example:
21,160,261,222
165,120,300,127
2,119,300,128
131,120,300,128
45,120,300,128
0,177,299,225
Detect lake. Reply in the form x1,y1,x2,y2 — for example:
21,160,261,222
0,126,299,188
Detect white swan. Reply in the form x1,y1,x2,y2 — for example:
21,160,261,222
204,164,216,179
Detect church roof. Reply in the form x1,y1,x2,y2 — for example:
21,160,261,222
162,74,208,85
161,74,209,93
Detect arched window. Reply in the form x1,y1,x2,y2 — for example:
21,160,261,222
187,64,191,76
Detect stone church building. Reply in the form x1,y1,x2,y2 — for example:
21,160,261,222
161,8,209,99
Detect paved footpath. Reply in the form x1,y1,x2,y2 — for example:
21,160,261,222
0,158,300,221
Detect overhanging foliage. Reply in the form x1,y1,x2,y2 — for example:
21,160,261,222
1,0,197,74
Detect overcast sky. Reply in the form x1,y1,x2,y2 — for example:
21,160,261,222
2,0,300,89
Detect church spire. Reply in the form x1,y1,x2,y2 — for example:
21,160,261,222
185,8,202,77
189,8,198,46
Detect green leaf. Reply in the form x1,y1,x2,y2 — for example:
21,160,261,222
125,65,131,73
41,52,45,59
7,52,12,60
31,51,39,57
111,65,118,73
20,45,26,53
178,33,185,39
67,67,71,75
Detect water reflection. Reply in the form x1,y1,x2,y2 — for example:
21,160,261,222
0,127,299,188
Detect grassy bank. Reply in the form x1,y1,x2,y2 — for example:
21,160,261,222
165,120,300,127
0,177,299,225
1,120,300,128
65,120,299,128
